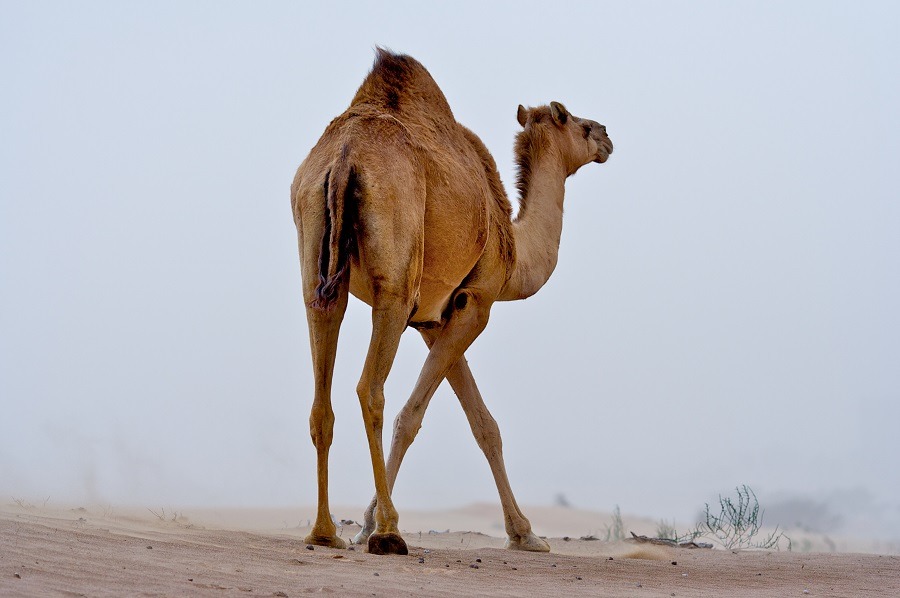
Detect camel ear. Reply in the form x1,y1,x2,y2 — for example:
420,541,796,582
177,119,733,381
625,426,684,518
516,104,528,127
550,101,569,125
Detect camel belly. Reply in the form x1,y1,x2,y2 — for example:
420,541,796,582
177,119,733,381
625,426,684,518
347,223,486,325
347,266,463,325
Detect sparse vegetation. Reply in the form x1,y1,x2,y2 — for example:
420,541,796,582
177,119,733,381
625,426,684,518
147,507,183,523
624,485,790,550
148,507,166,520
696,485,787,550
12,497,35,509
601,505,625,541
655,519,703,544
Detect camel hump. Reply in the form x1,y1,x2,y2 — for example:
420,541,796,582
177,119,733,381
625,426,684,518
350,48,455,121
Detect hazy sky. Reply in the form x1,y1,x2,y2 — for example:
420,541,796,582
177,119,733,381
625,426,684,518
2,2,898,536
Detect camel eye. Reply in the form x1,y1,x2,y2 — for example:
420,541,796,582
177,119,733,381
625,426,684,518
582,124,592,138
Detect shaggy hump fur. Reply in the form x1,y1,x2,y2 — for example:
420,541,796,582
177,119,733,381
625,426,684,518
352,49,456,122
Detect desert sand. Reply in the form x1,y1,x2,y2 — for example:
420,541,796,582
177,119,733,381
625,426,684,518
2,502,898,597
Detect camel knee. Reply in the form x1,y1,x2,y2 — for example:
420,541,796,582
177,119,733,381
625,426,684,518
392,405,425,448
309,403,335,448
356,381,386,430
472,414,502,454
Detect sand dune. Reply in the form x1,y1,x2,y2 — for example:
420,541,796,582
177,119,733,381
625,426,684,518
2,503,898,597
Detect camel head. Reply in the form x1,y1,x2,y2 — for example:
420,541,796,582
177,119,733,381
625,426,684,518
516,102,613,172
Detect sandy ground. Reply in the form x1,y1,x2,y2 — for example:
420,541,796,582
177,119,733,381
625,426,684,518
2,503,898,597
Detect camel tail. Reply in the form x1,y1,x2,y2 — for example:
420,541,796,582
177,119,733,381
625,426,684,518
310,144,356,311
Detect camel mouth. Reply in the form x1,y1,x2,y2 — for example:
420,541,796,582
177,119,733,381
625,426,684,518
594,137,613,163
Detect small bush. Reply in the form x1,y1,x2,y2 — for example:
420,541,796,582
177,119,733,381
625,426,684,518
602,505,625,541
697,485,787,550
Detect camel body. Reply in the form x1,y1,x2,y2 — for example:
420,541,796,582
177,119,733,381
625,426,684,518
292,50,613,555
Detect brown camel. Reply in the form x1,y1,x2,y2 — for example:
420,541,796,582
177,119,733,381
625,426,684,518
291,50,613,556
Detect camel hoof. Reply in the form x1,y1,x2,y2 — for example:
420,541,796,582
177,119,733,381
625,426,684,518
505,532,550,552
367,532,408,555
304,533,347,549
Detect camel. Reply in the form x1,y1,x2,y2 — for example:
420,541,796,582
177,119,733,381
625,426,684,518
290,49,613,556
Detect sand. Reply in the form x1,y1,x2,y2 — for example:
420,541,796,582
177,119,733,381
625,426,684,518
2,503,898,597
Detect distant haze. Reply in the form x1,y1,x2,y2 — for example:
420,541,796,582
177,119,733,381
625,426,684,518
2,2,898,540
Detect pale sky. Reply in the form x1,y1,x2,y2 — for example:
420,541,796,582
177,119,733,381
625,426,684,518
2,2,898,538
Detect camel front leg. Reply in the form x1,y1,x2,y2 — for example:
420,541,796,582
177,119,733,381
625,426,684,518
385,290,491,484
425,345,549,552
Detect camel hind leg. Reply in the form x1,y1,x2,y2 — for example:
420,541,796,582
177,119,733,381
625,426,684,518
302,272,350,549
352,151,425,555
355,299,414,555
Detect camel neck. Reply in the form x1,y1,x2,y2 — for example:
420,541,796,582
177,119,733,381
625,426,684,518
500,152,568,301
